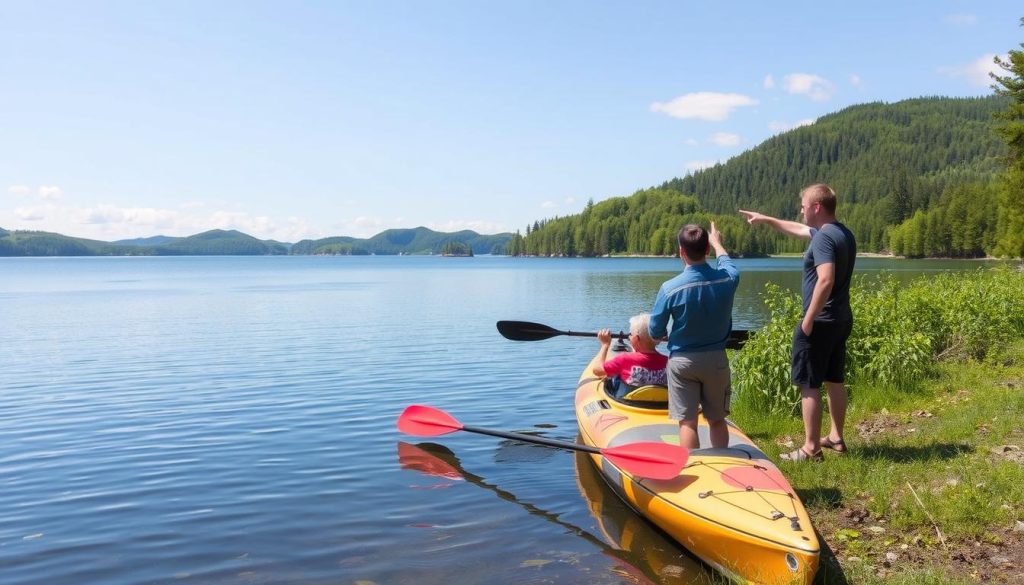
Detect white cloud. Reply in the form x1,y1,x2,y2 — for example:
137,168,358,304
541,201,557,209
350,216,386,230
849,74,862,88
709,132,741,146
650,92,759,121
1,200,328,242
945,13,977,26
684,138,699,146
326,216,387,239
564,196,576,205
81,204,178,228
782,74,835,101
685,160,719,171
14,205,50,221
763,75,775,89
427,219,509,234
939,53,1006,87
38,186,63,199
6,185,63,199
768,119,816,133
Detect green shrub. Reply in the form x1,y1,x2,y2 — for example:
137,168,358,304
732,283,802,415
734,267,1024,415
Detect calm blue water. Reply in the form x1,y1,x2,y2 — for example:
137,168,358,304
0,256,985,584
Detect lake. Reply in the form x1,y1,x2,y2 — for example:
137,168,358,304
0,255,988,584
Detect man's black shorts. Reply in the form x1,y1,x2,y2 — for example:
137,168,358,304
791,319,853,389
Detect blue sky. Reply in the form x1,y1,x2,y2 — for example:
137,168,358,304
1,1,1021,241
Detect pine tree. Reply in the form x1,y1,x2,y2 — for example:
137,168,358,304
992,17,1024,257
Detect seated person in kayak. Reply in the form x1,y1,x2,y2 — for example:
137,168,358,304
592,314,668,397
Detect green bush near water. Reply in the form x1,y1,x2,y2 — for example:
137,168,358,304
733,267,1024,416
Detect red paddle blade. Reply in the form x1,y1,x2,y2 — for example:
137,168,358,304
601,442,689,481
397,405,464,437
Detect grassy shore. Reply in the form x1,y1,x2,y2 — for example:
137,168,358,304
733,342,1024,584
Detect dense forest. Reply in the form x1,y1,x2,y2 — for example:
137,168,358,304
0,226,511,257
508,95,1017,258
439,241,474,256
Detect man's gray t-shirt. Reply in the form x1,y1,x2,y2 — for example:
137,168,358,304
802,222,856,322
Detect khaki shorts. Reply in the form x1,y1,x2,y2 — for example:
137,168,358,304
667,350,731,422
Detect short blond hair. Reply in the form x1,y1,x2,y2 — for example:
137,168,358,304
801,183,837,214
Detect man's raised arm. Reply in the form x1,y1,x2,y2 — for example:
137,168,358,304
738,209,812,240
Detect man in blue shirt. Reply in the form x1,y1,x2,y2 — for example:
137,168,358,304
739,183,856,462
650,222,739,450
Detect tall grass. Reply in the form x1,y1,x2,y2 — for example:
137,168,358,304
733,267,1024,415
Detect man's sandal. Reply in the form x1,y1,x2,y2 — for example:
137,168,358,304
820,437,847,453
780,447,824,462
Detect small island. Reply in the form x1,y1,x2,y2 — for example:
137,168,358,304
439,241,473,257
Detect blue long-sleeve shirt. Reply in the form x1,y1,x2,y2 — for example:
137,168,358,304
649,255,739,354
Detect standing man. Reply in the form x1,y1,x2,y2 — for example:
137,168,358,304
650,222,739,450
739,183,856,462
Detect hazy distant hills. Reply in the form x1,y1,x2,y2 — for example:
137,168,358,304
113,235,181,246
291,227,510,255
0,226,513,257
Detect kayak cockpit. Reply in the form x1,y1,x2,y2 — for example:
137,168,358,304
602,377,670,410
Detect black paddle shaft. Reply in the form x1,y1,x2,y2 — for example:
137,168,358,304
461,424,601,455
563,329,627,339
496,320,750,349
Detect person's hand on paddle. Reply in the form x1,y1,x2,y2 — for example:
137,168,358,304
593,328,613,376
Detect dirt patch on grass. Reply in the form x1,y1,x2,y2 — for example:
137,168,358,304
991,444,1024,465
854,413,905,439
817,506,1024,583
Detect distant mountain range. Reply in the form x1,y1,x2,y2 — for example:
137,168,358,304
0,226,513,257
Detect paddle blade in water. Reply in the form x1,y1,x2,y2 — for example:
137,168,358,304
397,405,464,436
397,441,464,480
601,442,689,481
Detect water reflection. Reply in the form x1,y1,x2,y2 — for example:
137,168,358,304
397,441,713,584
573,450,716,584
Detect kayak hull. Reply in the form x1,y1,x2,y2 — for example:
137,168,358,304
575,352,819,585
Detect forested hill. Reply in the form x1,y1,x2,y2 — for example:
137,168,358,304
0,226,511,256
0,229,290,256
511,95,1010,257
291,227,510,255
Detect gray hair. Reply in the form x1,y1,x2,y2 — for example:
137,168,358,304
628,314,656,346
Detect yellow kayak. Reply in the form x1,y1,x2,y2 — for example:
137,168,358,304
575,350,820,585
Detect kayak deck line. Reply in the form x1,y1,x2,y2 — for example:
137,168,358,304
577,421,820,556
632,473,820,555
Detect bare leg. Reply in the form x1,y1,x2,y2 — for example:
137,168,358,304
679,419,700,450
708,419,729,449
800,386,823,454
824,381,848,442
